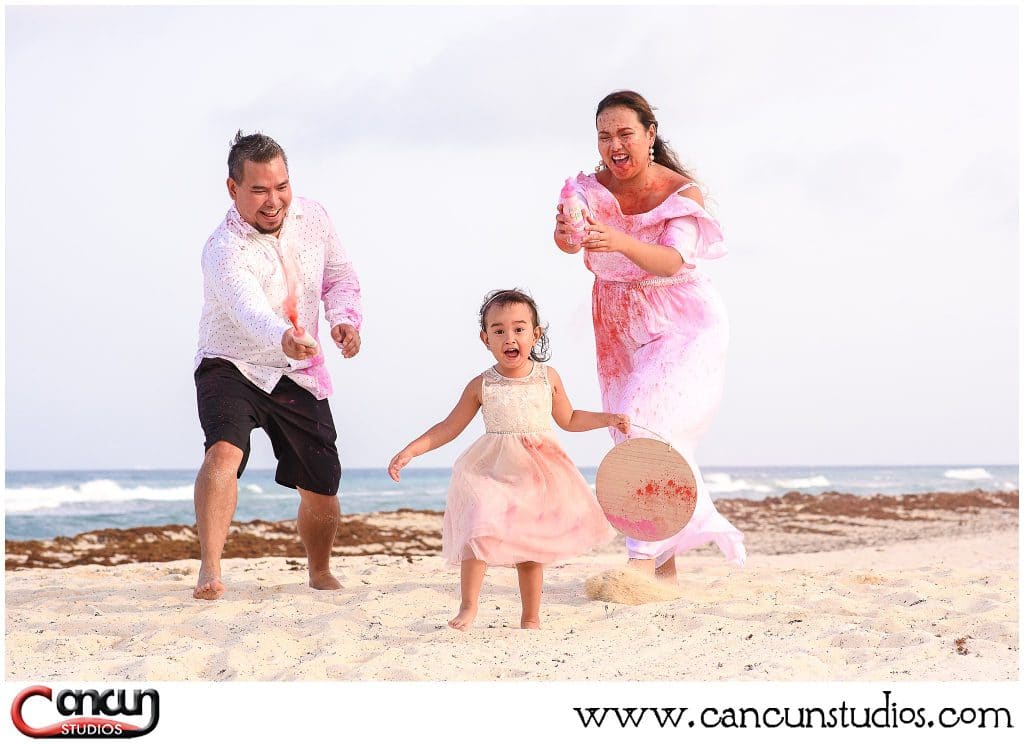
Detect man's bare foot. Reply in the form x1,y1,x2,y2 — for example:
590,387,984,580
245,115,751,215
448,604,478,631
193,575,225,600
520,617,541,630
308,570,342,590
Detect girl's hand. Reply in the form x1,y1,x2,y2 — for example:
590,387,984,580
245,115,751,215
581,213,629,254
388,450,413,482
608,413,630,435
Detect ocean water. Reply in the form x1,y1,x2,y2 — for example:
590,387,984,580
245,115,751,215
4,465,1018,542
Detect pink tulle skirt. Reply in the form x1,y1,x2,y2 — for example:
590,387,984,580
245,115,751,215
442,431,615,567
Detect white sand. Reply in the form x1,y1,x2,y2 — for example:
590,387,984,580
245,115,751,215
5,529,1017,681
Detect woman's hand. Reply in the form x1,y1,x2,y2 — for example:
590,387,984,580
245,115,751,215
554,204,582,254
581,213,631,254
583,213,683,276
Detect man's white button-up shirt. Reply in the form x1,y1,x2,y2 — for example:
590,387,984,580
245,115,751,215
195,196,362,400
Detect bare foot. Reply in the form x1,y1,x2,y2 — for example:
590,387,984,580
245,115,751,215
520,617,541,630
655,558,678,585
193,575,224,600
308,570,342,590
626,557,655,577
448,604,478,631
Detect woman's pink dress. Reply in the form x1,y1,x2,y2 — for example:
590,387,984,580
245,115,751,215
442,363,615,567
574,172,746,567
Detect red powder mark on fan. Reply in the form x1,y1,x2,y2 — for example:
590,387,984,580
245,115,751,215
632,480,696,509
630,480,660,509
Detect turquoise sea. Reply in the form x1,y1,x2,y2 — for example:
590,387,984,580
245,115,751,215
4,465,1018,541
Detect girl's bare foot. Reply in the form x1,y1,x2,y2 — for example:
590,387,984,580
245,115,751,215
520,616,541,630
448,603,478,631
515,561,543,631
308,570,342,590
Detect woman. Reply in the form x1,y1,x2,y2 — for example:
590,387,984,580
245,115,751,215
553,90,745,580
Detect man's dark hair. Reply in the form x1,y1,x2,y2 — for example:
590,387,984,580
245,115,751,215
227,130,288,183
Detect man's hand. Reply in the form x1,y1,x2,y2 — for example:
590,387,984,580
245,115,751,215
331,323,361,358
281,327,319,360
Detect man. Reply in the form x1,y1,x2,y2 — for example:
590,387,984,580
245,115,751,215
192,131,361,600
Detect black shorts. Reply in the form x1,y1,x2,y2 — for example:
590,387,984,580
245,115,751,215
194,357,341,495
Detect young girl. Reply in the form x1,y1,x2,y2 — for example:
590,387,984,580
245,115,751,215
388,289,628,631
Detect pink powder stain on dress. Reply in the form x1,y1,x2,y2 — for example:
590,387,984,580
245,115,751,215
594,289,634,384
524,436,550,453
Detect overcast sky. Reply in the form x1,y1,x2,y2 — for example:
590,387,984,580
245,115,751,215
3,4,1018,471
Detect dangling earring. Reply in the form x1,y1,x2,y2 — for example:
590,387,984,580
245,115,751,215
595,159,605,172
648,145,655,166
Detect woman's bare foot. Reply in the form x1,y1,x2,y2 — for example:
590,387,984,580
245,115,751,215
193,573,224,600
626,557,656,577
655,557,678,584
448,603,478,631
308,570,342,590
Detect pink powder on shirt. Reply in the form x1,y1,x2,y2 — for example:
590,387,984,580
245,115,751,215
279,238,302,330
283,294,299,330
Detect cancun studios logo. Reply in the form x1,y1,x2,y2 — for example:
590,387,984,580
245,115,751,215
10,686,160,739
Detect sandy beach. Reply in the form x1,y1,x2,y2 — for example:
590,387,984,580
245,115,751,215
5,490,1018,681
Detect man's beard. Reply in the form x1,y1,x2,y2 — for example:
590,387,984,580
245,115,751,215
255,209,287,235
